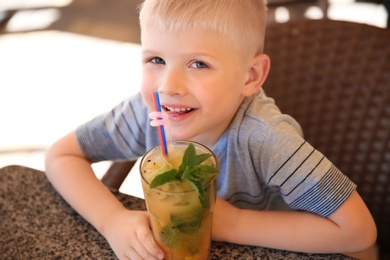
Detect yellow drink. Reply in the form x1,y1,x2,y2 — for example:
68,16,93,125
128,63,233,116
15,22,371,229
140,141,218,260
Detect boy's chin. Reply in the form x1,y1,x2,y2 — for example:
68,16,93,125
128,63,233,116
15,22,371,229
168,131,198,143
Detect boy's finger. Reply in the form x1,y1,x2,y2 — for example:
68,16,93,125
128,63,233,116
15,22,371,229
133,232,164,260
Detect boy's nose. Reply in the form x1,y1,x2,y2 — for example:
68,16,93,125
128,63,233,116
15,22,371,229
158,69,187,96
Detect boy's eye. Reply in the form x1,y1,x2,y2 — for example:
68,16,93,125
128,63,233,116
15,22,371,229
150,57,165,64
190,61,208,69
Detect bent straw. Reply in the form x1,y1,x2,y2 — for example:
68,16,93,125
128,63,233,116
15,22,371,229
152,92,168,157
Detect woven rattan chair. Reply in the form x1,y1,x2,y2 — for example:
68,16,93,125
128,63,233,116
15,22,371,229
102,18,390,259
263,19,390,259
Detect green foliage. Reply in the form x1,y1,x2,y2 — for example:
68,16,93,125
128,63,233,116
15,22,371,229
171,206,203,234
149,169,179,188
160,226,178,247
149,143,218,206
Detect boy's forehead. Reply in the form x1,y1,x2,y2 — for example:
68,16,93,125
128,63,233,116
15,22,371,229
141,25,234,51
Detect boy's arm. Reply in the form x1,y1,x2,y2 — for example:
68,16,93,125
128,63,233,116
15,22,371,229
45,131,164,260
212,191,376,254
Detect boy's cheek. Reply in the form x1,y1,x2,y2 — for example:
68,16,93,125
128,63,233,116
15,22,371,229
141,86,153,109
140,86,155,111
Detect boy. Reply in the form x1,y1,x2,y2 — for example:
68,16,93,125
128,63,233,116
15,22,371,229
45,0,376,259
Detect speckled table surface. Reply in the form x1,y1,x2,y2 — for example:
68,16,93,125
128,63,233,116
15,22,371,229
0,165,353,260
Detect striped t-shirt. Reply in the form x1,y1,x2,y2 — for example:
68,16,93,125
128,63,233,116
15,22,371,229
76,89,356,217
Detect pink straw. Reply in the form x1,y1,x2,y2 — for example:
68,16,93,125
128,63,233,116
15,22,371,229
152,92,168,157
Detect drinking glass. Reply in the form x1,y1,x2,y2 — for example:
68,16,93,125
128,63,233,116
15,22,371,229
140,140,218,260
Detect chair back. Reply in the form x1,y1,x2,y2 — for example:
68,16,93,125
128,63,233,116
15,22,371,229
263,19,390,257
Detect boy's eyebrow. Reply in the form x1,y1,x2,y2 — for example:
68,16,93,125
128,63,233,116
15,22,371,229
141,49,218,59
141,49,158,55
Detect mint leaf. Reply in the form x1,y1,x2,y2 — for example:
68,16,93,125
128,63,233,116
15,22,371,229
186,165,218,181
181,165,191,180
195,153,212,165
179,143,197,172
150,169,179,188
160,226,178,247
185,179,205,206
202,184,213,209
171,206,203,234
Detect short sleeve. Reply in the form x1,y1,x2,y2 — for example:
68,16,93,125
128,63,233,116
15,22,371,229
260,121,356,217
76,93,153,163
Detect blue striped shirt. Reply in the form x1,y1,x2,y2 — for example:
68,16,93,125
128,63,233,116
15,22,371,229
76,90,356,217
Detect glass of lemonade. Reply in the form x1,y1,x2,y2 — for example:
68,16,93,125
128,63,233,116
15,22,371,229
140,140,219,260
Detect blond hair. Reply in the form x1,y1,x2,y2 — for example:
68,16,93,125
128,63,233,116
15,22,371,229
138,0,267,56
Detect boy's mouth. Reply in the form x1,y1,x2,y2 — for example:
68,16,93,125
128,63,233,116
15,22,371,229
163,105,195,115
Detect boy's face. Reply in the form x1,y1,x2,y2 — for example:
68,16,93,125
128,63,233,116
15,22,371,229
141,25,255,147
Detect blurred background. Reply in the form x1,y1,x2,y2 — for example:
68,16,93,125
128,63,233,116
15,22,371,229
0,0,388,178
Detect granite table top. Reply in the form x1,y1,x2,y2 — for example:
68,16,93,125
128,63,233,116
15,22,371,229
0,165,354,259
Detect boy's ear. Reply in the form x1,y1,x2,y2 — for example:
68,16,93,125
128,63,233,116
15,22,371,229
242,54,270,96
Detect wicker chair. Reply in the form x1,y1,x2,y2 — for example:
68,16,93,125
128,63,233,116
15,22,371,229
262,19,390,259
102,18,390,258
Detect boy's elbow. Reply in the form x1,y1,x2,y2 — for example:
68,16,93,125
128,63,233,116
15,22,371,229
44,143,60,169
343,222,377,260
347,215,377,253
44,144,60,179
358,221,377,250
44,131,82,172
357,206,377,251
334,191,377,252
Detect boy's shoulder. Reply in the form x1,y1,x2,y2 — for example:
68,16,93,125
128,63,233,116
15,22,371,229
239,89,302,134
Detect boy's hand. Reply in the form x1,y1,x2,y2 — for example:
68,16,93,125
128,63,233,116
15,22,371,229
102,209,164,260
212,197,240,242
